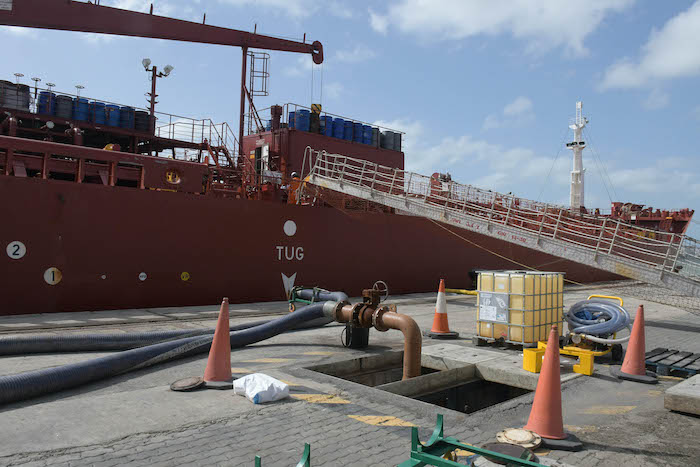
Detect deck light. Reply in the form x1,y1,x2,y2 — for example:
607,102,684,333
142,58,152,70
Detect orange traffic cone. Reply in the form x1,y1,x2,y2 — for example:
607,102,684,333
524,325,582,451
612,305,657,384
203,297,233,389
425,279,459,339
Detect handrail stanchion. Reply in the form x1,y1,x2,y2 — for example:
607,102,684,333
608,222,621,255
593,218,607,260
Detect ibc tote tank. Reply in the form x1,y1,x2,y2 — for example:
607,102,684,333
476,270,564,345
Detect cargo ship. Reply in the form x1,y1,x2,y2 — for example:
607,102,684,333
0,1,695,315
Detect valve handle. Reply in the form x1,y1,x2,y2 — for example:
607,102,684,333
372,280,389,303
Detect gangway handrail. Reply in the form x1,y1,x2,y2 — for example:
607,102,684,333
304,149,700,297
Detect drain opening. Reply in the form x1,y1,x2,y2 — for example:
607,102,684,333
307,351,531,414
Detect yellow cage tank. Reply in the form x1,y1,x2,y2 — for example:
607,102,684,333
476,270,564,345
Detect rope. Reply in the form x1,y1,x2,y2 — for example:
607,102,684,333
427,218,586,286
583,127,618,201
536,125,570,203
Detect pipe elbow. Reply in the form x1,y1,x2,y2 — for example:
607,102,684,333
379,313,422,380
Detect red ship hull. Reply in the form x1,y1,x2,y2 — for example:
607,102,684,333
1,175,621,315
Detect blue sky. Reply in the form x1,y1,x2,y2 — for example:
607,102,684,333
3,0,699,235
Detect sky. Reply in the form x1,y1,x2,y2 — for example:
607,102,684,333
2,0,699,236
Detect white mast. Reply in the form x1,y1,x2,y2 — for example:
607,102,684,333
567,101,588,210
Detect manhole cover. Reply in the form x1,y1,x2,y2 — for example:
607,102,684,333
170,377,204,392
496,428,542,449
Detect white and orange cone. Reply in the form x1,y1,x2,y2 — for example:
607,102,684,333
425,279,459,339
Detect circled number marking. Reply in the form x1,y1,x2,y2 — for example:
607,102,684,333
44,267,62,285
6,241,26,259
139,272,147,281
181,271,190,281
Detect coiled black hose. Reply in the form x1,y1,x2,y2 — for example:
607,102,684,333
0,302,328,405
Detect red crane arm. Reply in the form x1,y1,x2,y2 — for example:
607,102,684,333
0,0,323,63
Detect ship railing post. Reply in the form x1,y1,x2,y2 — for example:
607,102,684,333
552,209,563,239
608,222,620,255
405,172,413,206
370,163,379,193
487,194,497,230
593,218,607,261
504,196,513,226
660,233,676,276
138,166,145,189
388,168,398,195
42,152,49,180
359,159,367,188
670,235,684,274
76,158,84,183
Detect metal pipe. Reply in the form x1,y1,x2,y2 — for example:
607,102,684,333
377,312,422,380
330,303,421,380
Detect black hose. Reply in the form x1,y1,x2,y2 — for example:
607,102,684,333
295,289,349,303
0,320,272,355
0,287,348,355
0,302,328,406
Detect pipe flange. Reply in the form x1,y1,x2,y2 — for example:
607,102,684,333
372,307,392,332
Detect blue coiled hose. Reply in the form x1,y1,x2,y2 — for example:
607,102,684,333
0,302,330,406
565,299,632,344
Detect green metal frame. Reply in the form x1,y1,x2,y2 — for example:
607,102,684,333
255,443,311,466
398,415,544,467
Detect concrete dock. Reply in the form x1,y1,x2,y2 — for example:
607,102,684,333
1,281,699,466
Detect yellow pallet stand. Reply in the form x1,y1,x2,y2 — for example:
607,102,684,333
523,295,623,376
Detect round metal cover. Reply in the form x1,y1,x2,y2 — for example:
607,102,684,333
473,442,538,466
170,377,204,392
496,428,542,449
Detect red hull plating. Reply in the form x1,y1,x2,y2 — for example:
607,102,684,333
1,176,621,315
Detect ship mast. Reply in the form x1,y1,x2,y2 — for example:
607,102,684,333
567,101,588,211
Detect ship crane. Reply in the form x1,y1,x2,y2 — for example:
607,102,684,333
0,0,324,162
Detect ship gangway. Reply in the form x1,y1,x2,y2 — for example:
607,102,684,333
302,149,700,298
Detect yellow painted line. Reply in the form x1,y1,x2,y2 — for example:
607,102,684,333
347,415,416,427
292,394,350,404
303,351,337,356
583,405,636,415
647,389,663,396
534,448,551,456
564,424,598,433
241,358,292,363
659,375,684,381
230,367,252,374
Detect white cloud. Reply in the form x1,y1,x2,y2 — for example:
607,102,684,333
367,0,634,55
219,0,351,19
600,1,700,89
369,8,389,35
283,56,316,77
334,45,377,63
642,89,669,110
324,82,344,100
503,96,533,116
483,96,534,131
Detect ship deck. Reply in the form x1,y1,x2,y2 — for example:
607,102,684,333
1,281,700,466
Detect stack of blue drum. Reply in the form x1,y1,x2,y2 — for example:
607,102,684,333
37,91,56,115
91,102,107,124
285,109,383,147
294,109,310,131
73,98,90,122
